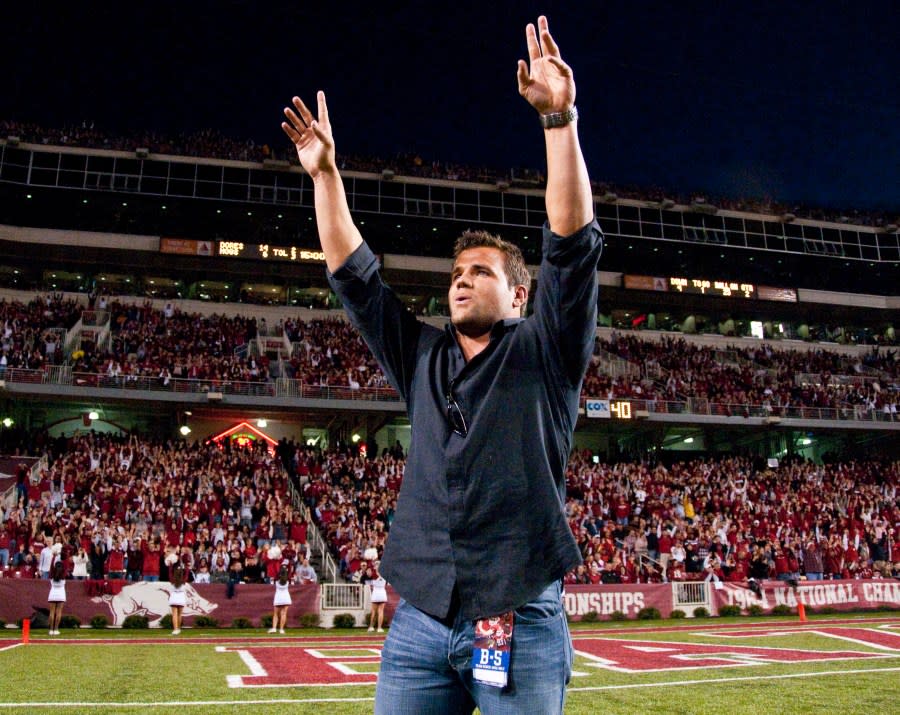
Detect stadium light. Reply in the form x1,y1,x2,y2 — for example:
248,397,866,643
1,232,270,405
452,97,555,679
180,425,192,436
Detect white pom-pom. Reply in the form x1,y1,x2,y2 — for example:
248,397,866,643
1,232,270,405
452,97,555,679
363,547,379,561
51,543,63,556
164,553,179,566
268,545,282,561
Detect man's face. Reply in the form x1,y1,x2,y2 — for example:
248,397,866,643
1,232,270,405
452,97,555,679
449,247,525,336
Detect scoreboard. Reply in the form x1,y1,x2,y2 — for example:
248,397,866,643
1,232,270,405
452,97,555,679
161,238,326,264
624,274,797,302
585,399,643,419
216,242,326,263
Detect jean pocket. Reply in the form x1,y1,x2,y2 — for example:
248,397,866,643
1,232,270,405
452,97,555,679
513,586,563,625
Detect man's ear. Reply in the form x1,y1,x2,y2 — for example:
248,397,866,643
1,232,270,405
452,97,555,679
512,284,528,309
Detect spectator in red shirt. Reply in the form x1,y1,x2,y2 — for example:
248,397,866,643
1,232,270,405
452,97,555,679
0,525,11,569
107,538,126,579
774,545,791,582
142,539,162,582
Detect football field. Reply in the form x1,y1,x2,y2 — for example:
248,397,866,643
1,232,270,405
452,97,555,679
2,615,899,714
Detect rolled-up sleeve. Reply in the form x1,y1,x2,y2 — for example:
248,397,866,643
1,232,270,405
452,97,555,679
531,220,604,386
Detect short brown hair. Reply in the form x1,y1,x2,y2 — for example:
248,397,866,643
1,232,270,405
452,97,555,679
453,230,530,289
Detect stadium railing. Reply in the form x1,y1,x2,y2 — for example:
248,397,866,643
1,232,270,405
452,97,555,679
320,582,367,610
672,581,713,612
4,366,895,420
582,396,896,423
0,367,403,402
286,476,340,584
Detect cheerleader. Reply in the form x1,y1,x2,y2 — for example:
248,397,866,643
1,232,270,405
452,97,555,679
366,563,388,633
167,559,186,635
47,560,67,636
269,566,291,634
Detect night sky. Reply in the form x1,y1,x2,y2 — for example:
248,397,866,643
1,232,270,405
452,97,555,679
4,1,898,211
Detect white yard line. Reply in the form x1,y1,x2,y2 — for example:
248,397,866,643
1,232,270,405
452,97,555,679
568,665,900,692
0,697,376,708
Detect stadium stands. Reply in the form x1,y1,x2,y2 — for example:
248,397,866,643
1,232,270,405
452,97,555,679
2,433,896,586
0,294,895,419
0,122,896,597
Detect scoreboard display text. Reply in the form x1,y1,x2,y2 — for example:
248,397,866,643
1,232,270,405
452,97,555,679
623,275,797,302
216,241,326,263
585,399,634,419
668,277,755,298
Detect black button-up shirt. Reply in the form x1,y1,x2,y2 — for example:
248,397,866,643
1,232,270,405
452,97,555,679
327,220,603,620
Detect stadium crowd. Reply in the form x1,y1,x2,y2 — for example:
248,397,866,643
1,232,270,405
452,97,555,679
0,295,395,394
3,119,896,228
71,299,273,391
1,294,897,417
0,295,897,588
0,433,321,586
292,447,899,586
0,293,82,372
2,430,896,591
561,453,899,585
588,333,899,420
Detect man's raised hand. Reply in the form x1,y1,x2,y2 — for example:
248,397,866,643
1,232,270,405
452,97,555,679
516,15,575,116
281,91,336,179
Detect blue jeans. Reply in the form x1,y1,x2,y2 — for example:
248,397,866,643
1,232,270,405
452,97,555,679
375,581,572,715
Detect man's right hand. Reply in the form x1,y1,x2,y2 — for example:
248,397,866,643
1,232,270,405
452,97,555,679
282,91,336,180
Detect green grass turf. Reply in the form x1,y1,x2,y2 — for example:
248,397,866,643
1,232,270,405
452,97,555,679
1,617,898,714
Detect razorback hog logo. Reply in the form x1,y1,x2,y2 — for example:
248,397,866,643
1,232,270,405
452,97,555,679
92,582,218,626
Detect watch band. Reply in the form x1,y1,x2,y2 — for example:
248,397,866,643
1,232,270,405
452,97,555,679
540,106,578,129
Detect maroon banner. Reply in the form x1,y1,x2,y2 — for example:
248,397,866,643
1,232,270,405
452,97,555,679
381,585,674,623
563,583,673,621
0,579,319,628
713,579,900,614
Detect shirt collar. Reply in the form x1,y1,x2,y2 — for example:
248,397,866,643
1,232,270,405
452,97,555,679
445,317,524,343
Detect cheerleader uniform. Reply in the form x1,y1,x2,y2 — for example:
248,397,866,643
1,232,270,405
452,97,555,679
48,578,67,603
168,583,187,608
48,578,66,635
273,580,292,607
370,576,387,603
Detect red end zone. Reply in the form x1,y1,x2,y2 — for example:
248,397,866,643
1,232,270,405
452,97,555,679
216,621,900,687
703,625,900,651
571,636,895,673
220,644,381,687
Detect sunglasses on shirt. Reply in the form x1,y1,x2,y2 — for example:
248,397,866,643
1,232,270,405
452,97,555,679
445,378,468,437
